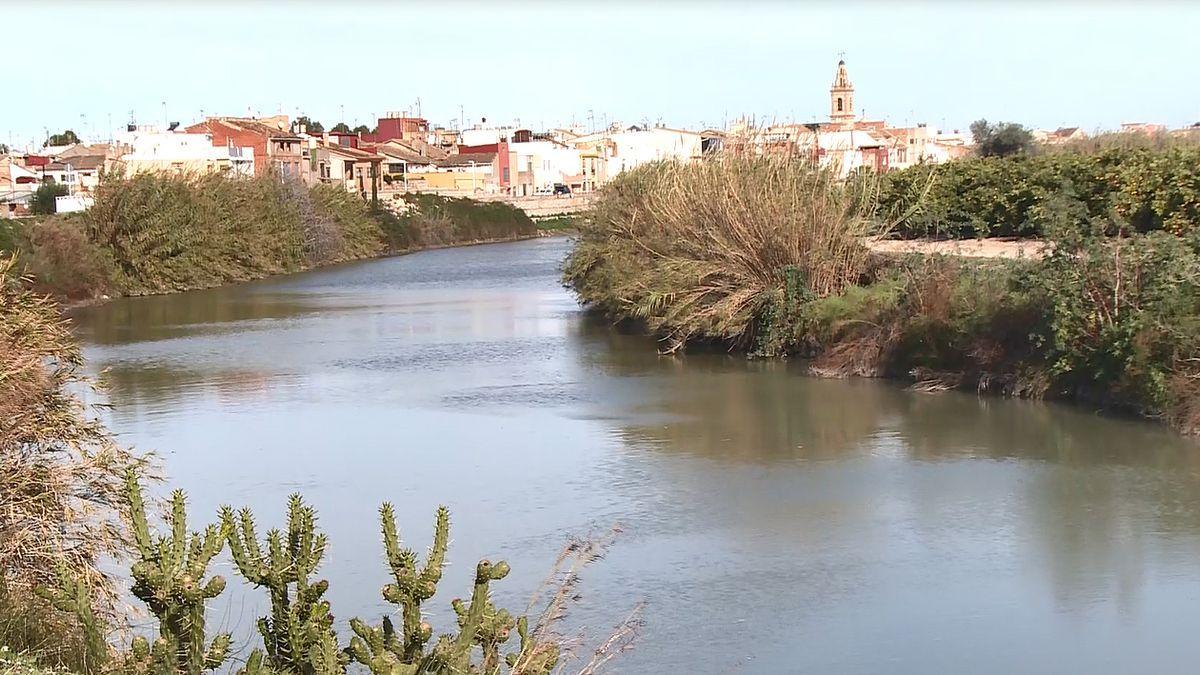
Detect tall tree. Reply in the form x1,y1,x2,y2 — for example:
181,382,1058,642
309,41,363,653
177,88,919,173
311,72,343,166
44,130,81,147
970,119,1034,157
295,116,324,133
330,122,351,134
30,183,69,214
352,124,372,135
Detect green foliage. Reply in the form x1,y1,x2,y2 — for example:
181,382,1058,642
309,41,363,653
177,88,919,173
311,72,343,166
34,567,109,673
880,145,1200,238
970,119,1034,157
30,184,69,215
125,470,231,675
1037,218,1200,412
221,496,341,675
45,131,81,147
329,123,351,134
564,157,880,350
394,193,537,250
351,125,371,135
534,215,582,232
294,117,324,134
15,218,114,301
83,172,388,295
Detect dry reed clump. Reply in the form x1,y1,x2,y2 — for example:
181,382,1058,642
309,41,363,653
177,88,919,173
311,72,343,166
564,156,882,351
0,256,139,664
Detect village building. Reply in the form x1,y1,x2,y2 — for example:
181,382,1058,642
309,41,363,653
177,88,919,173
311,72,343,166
114,127,254,176
568,126,704,178
310,142,383,197
186,115,300,179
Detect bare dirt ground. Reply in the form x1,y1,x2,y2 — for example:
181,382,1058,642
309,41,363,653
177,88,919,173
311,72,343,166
866,237,1049,260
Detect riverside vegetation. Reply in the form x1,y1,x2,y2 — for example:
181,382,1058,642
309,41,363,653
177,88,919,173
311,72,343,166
0,171,538,302
564,149,1200,434
0,254,634,674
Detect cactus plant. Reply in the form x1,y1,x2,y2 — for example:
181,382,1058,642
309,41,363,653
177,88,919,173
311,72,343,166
221,494,341,675
125,469,231,675
35,563,111,673
429,559,513,674
378,503,448,661
347,505,559,675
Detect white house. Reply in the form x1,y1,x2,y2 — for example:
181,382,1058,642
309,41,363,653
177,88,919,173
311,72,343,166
116,127,254,176
508,139,583,195
568,126,704,181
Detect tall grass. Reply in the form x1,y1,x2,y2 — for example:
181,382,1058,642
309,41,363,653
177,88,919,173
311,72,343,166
0,257,137,666
564,156,883,350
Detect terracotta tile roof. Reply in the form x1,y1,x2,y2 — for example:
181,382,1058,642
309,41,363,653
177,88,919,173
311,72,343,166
46,154,106,171
437,152,496,168
323,143,381,161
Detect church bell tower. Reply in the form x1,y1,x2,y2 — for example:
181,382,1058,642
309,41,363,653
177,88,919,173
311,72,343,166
830,58,855,124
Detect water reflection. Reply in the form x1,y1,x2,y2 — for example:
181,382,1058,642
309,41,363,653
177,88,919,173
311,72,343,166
71,237,1200,674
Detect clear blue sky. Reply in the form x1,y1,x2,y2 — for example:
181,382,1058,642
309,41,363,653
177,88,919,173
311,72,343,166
4,1,1199,147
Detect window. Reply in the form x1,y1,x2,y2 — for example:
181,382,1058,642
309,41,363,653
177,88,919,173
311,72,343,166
387,163,404,174
837,98,844,112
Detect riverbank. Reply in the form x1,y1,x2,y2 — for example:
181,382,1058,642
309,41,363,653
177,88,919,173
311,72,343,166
2,173,539,304
564,156,1200,434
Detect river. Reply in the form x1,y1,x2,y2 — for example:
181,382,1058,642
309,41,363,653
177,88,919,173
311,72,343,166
71,236,1200,674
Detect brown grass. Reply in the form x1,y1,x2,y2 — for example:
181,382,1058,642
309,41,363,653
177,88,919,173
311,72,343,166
0,256,139,663
565,156,884,351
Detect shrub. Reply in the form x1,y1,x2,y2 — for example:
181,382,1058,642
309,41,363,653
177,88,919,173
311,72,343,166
30,184,68,216
564,156,882,350
17,219,114,301
396,193,537,248
880,145,1200,238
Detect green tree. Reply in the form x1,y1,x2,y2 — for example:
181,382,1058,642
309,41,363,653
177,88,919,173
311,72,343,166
30,182,69,214
970,119,1034,157
330,122,351,134
44,130,81,147
295,116,324,134
352,124,372,135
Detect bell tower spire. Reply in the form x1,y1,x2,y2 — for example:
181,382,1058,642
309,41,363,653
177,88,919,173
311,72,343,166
830,56,855,124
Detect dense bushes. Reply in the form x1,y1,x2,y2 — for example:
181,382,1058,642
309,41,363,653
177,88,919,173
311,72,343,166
566,157,1200,433
564,157,881,351
7,173,539,301
29,184,68,216
392,193,537,250
880,145,1200,238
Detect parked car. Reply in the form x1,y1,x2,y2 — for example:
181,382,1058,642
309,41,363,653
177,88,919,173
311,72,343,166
552,183,571,195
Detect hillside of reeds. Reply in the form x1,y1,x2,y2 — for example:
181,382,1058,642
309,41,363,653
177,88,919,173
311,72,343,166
565,156,1200,434
2,172,539,302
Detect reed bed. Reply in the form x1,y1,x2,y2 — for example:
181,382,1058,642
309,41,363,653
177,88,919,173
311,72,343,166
564,156,883,351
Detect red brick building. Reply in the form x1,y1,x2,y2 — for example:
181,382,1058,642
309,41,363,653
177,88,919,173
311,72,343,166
186,116,302,179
